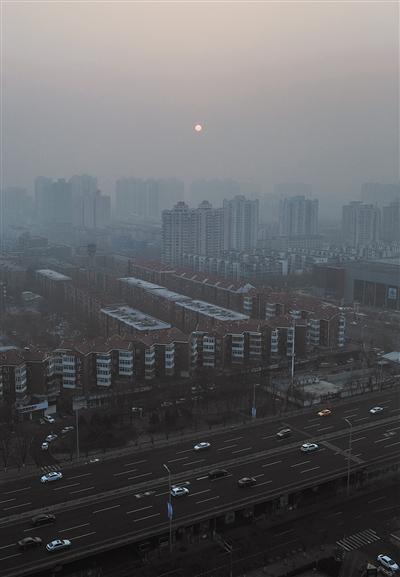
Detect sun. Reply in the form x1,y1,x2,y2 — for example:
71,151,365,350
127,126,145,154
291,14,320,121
194,123,203,132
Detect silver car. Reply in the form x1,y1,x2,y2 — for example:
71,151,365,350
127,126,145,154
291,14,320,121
171,486,189,497
41,471,63,483
46,539,71,552
300,443,319,453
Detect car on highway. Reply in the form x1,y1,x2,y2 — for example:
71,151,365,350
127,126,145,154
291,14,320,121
32,513,56,526
45,433,58,442
171,486,189,498
43,415,55,424
41,442,49,451
194,442,211,451
41,471,63,483
318,409,332,417
370,406,384,415
46,539,71,553
377,554,399,572
237,477,257,488
300,442,319,453
61,426,74,434
276,428,292,439
17,537,42,550
208,469,229,480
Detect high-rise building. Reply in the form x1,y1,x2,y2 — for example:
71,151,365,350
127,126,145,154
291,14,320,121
34,176,53,225
341,201,380,247
278,196,319,237
162,201,191,265
191,201,224,257
70,174,98,228
115,178,184,221
361,182,400,206
223,195,259,251
381,199,400,242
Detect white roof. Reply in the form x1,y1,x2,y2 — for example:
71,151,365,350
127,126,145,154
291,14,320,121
382,351,400,364
36,269,71,281
101,305,171,331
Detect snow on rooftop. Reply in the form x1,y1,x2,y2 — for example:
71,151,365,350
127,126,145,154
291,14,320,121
36,269,72,281
101,305,171,331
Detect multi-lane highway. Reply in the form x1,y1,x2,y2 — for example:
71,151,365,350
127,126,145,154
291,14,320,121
0,388,399,577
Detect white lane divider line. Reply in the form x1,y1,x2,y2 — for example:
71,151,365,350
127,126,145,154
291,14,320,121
196,496,220,505
127,506,153,515
4,502,31,511
71,532,96,540
133,513,160,523
70,486,95,495
60,523,91,533
114,469,138,477
93,505,120,514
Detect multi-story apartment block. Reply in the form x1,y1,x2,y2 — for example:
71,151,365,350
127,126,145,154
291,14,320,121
279,195,319,237
223,195,259,251
342,202,381,247
0,350,28,406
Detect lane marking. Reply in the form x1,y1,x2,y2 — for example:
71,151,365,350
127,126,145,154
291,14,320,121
224,437,243,443
257,480,273,487
182,459,205,467
196,496,220,505
384,441,400,449
367,496,386,504
0,543,16,550
4,502,31,511
155,491,169,497
196,475,208,481
352,437,367,443
127,506,153,515
71,531,96,540
254,474,265,479
69,473,92,480
291,460,310,468
124,460,147,467
0,553,21,561
60,523,90,533
189,489,210,498
262,460,282,468
53,483,80,491
262,434,276,440
167,457,189,463
4,487,30,495
133,513,160,523
274,529,293,537
0,498,16,505
93,505,120,514
327,511,343,518
354,417,369,422
127,472,153,481
70,486,95,495
176,449,193,455
300,466,320,474
217,445,237,451
232,447,252,454
114,469,138,477
317,426,334,432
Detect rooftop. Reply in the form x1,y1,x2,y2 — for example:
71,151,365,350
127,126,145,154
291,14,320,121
36,269,72,282
101,305,171,331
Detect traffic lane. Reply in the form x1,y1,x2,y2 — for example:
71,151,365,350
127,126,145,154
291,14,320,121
0,446,373,575
1,388,398,510
326,420,400,460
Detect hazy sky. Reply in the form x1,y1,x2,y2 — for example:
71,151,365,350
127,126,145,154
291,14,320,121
2,1,399,207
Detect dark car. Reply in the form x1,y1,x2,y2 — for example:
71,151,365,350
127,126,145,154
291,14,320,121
237,477,257,488
208,469,229,480
18,537,42,550
32,513,56,526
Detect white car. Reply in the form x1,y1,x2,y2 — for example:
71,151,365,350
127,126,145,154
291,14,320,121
301,443,319,453
45,434,58,443
61,426,74,435
41,471,63,483
370,406,384,415
377,554,399,572
46,539,71,552
194,442,210,451
171,486,189,498
43,415,55,424
41,442,49,451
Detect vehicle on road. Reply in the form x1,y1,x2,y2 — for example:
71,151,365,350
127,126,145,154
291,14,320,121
41,442,49,451
377,554,399,572
61,426,74,434
171,486,189,497
46,539,71,553
194,442,210,451
88,457,100,464
43,415,55,424
208,469,229,480
18,537,42,550
370,406,384,415
237,477,257,488
300,442,319,453
276,428,291,438
45,434,58,443
41,471,63,483
32,513,56,526
318,409,332,417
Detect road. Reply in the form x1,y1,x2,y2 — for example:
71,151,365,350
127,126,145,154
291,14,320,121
0,389,399,576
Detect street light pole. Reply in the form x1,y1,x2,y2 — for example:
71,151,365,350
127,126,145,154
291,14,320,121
163,463,172,553
251,383,256,419
75,407,80,460
344,418,352,496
